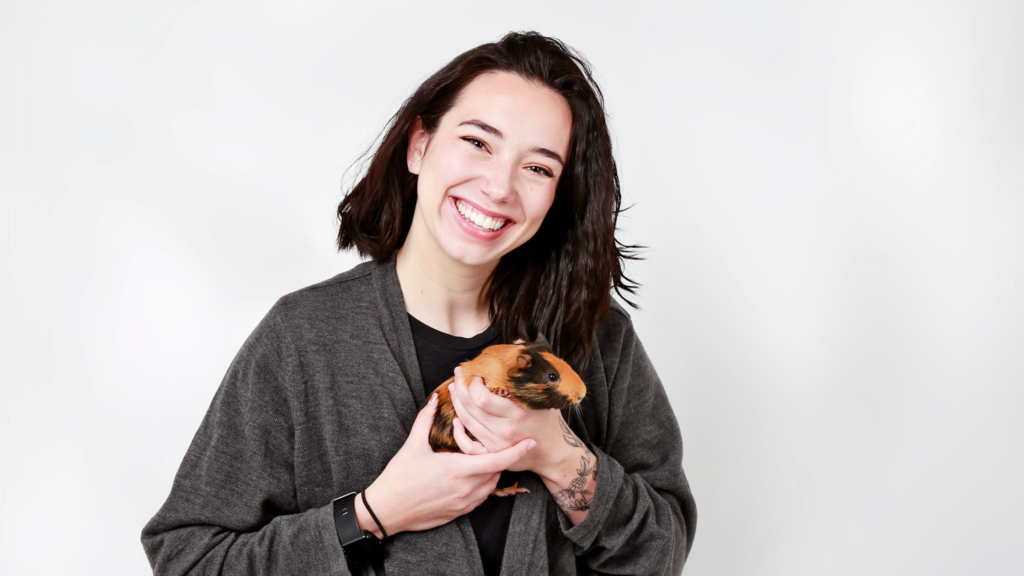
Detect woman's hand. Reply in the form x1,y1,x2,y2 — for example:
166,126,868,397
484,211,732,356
357,393,536,537
448,366,599,526
447,366,575,477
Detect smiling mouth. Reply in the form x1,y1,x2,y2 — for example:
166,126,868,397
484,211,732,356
455,199,511,232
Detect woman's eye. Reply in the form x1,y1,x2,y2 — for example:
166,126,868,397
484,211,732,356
462,137,486,150
527,165,554,178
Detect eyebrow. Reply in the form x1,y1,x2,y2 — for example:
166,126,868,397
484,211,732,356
458,119,565,167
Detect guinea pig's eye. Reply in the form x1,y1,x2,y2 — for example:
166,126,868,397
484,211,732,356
547,372,558,382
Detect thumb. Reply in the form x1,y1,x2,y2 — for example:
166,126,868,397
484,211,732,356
410,392,440,438
473,438,537,475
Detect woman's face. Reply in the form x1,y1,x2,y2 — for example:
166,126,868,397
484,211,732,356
406,72,572,271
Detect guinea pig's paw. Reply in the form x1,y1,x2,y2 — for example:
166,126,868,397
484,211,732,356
490,482,530,497
492,388,511,398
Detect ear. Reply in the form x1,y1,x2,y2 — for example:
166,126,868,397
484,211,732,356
507,353,532,378
407,116,428,175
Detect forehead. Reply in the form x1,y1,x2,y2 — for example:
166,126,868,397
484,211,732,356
443,72,572,156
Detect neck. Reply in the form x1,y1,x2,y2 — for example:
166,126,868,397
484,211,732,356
395,222,495,338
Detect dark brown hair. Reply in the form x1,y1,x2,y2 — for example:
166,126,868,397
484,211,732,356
337,31,639,367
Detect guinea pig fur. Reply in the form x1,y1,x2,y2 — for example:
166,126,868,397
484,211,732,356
428,343,586,454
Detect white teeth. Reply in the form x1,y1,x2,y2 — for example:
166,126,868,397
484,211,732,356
456,200,507,231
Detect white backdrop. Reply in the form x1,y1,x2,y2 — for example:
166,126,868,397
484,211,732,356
2,1,1021,574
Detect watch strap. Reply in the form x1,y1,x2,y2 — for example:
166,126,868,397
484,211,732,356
332,492,364,548
332,492,385,570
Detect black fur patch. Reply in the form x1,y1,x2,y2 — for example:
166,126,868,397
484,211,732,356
506,347,573,410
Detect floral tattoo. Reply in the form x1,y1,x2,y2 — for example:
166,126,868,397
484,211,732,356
553,418,597,512
559,417,585,449
553,453,597,511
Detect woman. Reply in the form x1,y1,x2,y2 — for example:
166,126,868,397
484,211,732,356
143,32,696,575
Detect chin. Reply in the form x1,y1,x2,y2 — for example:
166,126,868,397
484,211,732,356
446,249,504,269
435,234,511,271
440,238,511,269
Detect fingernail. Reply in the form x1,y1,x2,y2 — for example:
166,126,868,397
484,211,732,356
429,393,438,405
527,440,537,451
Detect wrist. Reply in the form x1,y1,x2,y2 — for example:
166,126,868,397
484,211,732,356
354,494,382,539
540,446,599,526
331,492,385,567
355,487,394,539
535,441,582,485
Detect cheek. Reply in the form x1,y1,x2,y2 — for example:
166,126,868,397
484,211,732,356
423,142,476,191
434,143,477,186
442,147,475,180
523,185,557,227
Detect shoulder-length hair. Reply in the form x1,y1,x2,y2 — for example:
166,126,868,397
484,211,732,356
337,31,639,368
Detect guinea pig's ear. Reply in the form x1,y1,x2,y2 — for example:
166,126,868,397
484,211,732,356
507,353,532,378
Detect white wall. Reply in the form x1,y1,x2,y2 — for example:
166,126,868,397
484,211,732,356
2,1,1021,574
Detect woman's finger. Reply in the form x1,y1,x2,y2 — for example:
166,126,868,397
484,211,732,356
464,438,536,476
466,376,519,418
453,368,501,418
452,418,489,455
409,392,439,446
449,383,495,441
473,471,503,500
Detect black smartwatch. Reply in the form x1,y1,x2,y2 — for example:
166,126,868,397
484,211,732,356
332,492,385,568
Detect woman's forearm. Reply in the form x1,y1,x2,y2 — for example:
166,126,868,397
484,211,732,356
537,419,599,526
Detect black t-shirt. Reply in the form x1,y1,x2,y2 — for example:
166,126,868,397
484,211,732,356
408,314,521,576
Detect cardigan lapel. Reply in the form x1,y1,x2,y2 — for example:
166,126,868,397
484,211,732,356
370,260,427,409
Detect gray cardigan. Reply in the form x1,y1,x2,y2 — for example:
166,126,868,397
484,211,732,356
142,260,696,575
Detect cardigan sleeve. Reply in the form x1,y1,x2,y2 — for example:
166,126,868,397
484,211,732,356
559,309,698,575
141,304,351,576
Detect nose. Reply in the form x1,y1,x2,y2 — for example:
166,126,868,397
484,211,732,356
482,158,516,203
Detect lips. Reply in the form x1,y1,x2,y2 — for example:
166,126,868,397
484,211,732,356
446,196,517,242
454,198,511,231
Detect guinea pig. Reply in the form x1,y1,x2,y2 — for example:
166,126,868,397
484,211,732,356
428,343,587,455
